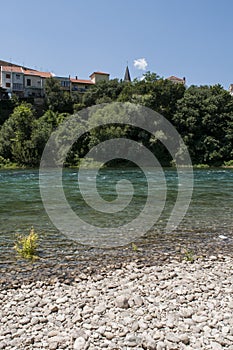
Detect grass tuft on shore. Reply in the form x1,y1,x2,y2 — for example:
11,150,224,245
14,226,39,260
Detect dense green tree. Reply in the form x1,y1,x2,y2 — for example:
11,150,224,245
0,102,36,165
82,79,125,107
44,77,78,113
173,85,233,165
0,72,232,167
118,72,185,121
44,77,64,111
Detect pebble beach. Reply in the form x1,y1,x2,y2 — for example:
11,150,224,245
0,253,233,350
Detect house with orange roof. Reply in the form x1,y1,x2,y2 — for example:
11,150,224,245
90,71,110,84
0,65,53,97
0,59,110,98
70,77,94,92
55,72,109,93
0,66,24,97
166,75,186,85
23,69,53,97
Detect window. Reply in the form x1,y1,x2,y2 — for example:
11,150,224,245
61,80,70,88
16,74,20,80
6,82,11,88
27,79,31,86
13,83,23,91
6,73,11,79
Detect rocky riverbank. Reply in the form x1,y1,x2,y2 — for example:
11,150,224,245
0,254,233,350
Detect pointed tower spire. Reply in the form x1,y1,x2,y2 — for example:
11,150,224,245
124,65,131,82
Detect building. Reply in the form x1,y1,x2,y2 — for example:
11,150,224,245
56,71,110,93
166,76,186,85
0,60,110,99
89,71,110,84
70,77,94,92
0,66,24,97
0,65,53,97
23,69,53,97
229,84,233,96
55,76,71,92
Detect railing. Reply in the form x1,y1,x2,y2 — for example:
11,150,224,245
13,83,23,91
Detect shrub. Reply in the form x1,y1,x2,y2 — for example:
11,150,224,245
14,227,39,260
224,160,233,167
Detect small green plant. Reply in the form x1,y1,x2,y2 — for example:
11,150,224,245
183,248,195,262
132,242,138,252
14,226,39,260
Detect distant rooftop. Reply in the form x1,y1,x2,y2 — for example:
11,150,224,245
1,66,24,73
70,78,94,85
167,76,186,84
1,65,53,78
89,71,110,78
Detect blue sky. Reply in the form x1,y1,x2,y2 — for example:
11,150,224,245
1,0,233,88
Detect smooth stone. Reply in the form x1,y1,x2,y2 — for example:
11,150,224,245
142,335,157,350
165,332,180,343
19,317,30,325
115,295,130,309
73,337,86,350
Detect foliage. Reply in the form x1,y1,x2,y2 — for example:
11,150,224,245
118,72,185,120
82,79,125,107
44,77,64,111
0,102,37,166
182,248,195,262
0,156,18,168
132,242,138,251
14,227,39,260
173,85,233,165
224,160,233,166
0,103,72,167
194,164,210,169
44,77,79,113
0,74,232,167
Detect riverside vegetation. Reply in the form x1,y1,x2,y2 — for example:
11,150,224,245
14,226,39,260
0,72,232,168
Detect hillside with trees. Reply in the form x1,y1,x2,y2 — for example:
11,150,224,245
0,73,232,167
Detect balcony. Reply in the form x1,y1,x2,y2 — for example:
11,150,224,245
13,83,23,91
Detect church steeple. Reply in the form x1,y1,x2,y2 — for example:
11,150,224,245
124,65,131,82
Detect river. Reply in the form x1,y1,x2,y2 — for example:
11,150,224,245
0,168,232,262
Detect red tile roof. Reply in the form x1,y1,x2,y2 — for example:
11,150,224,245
167,76,184,82
70,78,94,85
1,66,24,73
24,69,53,78
1,66,53,78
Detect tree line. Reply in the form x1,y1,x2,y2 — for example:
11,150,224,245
0,73,232,167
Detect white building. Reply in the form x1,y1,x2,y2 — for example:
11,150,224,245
0,61,110,98
23,69,53,97
0,66,24,97
0,66,53,97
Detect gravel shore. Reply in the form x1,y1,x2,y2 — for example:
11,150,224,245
0,255,233,350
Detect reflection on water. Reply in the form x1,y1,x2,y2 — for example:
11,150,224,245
0,168,232,260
